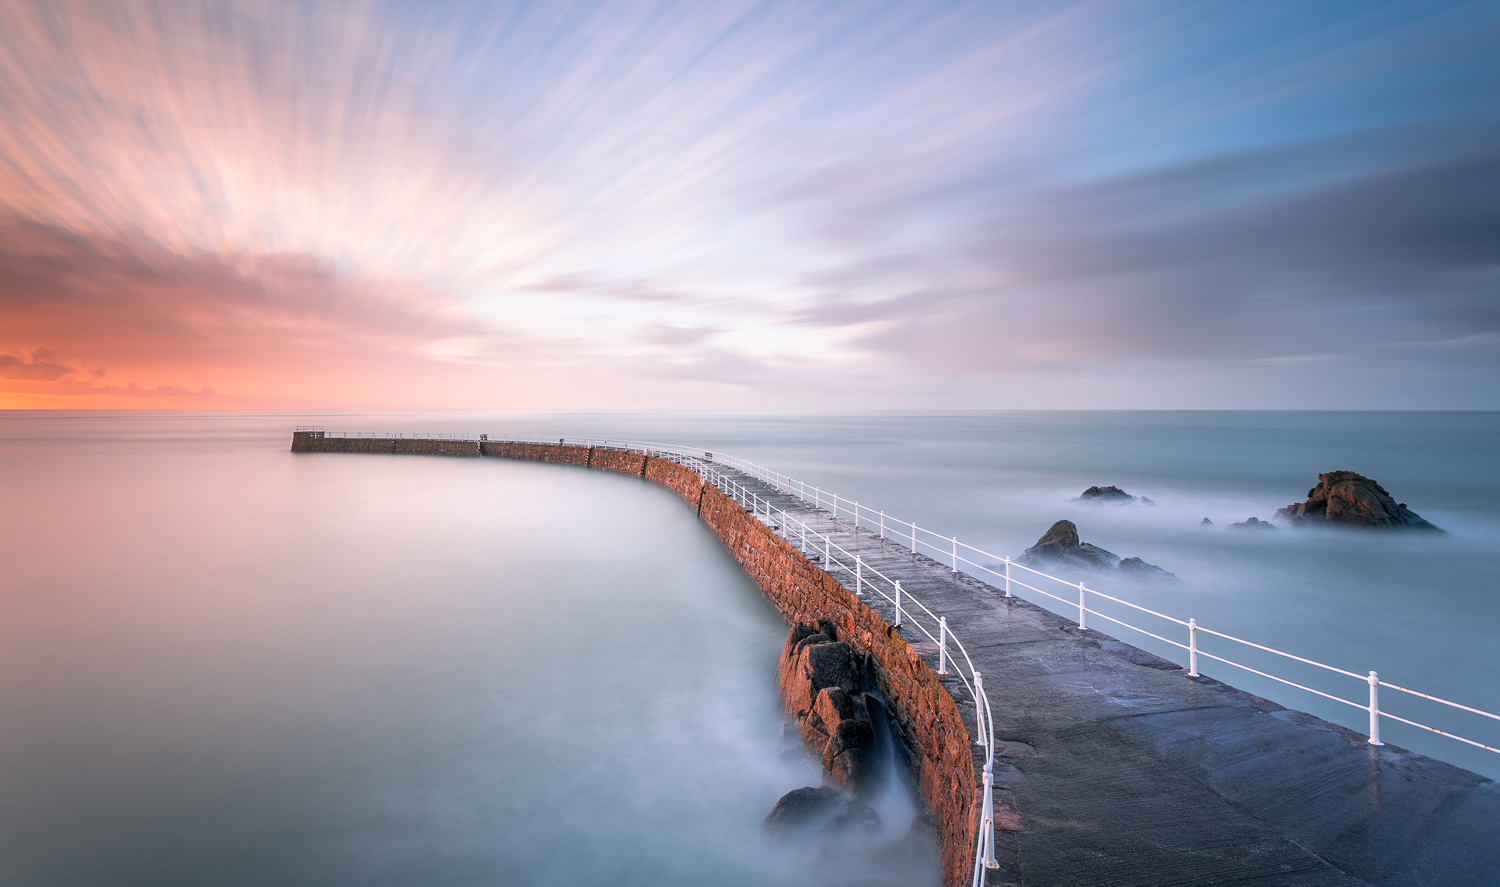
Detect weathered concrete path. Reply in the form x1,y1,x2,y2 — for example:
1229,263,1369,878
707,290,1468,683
706,462,1500,887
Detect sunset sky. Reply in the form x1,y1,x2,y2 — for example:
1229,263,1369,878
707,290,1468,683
2,0,1497,409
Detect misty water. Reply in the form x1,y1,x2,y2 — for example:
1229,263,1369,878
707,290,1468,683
1,412,931,887
3,411,1498,885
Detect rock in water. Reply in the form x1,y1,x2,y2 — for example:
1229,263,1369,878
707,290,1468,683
1201,518,1213,527
819,799,882,838
1118,557,1175,579
1229,517,1276,530
1018,520,1175,579
1078,485,1154,505
1274,471,1443,531
1019,520,1120,568
763,785,848,836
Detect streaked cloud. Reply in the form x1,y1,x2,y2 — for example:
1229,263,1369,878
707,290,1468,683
0,0,1496,408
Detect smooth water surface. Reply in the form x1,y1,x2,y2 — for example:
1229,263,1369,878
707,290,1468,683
1,412,934,886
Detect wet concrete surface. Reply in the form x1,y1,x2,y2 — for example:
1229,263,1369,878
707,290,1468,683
702,462,1500,887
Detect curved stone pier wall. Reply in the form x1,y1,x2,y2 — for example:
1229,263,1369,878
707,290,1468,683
292,434,480,456
290,433,977,887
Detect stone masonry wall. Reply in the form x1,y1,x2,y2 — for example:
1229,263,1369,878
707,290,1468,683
479,441,588,465
292,432,479,457
644,456,707,505
290,432,975,887
587,448,649,476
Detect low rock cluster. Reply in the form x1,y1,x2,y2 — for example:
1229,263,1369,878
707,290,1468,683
1275,471,1444,531
1017,520,1176,580
1078,485,1154,505
777,621,885,798
762,622,940,883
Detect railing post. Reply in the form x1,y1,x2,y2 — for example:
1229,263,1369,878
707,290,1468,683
831,495,836,519
912,521,918,553
973,671,985,745
879,511,885,539
1368,671,1384,746
1078,582,1087,630
982,762,998,870
938,617,949,674
952,536,958,573
1188,618,1199,677
894,580,903,627
1003,557,1012,597
824,534,830,567
801,520,807,552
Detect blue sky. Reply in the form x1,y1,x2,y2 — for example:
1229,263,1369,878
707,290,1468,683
1,0,1497,408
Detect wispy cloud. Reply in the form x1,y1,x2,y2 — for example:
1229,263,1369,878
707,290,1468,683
1,0,1497,407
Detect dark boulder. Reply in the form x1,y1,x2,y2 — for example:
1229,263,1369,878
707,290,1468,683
763,785,848,836
1274,471,1443,532
1201,518,1213,527
1018,520,1120,569
1229,517,1276,531
804,641,860,697
1018,520,1175,580
1079,485,1154,505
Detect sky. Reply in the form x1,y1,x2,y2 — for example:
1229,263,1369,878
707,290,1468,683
1,0,1497,410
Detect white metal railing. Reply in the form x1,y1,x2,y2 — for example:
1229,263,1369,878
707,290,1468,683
548,436,1499,760
306,429,1500,884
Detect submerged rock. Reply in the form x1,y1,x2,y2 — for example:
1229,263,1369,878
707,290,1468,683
1230,517,1276,531
1274,471,1443,532
1018,520,1175,580
1201,518,1213,527
1118,556,1175,579
1078,485,1154,505
763,785,848,837
819,799,882,838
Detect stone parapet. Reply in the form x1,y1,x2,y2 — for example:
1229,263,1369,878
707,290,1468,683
292,432,479,456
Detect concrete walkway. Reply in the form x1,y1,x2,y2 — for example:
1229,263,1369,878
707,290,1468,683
702,461,1500,887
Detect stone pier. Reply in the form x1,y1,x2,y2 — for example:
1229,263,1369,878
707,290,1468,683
291,432,1500,887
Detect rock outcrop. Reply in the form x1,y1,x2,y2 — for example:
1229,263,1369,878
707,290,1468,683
1018,520,1120,569
776,622,886,798
1017,520,1175,580
1274,471,1443,532
1078,485,1154,505
766,623,941,882
1230,517,1276,531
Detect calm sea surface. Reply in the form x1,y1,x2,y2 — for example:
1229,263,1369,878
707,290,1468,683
3,411,934,887
3,410,1497,884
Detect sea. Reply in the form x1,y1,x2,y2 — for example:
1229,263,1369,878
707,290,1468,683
3,410,1497,885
